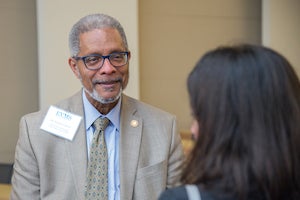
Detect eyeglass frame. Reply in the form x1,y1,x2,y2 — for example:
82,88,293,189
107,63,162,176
72,51,129,70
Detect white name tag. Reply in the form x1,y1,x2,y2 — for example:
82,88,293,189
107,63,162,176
40,106,82,141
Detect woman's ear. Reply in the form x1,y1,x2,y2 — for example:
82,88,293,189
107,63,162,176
190,119,199,140
68,57,80,79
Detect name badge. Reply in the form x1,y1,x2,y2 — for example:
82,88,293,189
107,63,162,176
40,106,82,141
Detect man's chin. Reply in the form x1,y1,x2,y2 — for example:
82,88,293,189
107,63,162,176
100,95,120,104
85,88,122,104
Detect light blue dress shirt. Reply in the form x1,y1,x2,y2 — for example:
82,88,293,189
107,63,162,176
82,91,120,200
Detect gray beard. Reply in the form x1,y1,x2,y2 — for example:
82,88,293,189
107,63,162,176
77,69,122,104
83,86,122,104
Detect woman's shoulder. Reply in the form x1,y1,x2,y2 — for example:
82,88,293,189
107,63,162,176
158,185,189,200
158,184,237,200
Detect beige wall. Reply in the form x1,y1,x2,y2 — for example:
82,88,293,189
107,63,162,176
1,0,299,163
139,0,262,131
0,0,38,163
262,0,300,75
37,0,139,109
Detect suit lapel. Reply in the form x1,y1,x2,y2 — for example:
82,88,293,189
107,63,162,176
119,95,143,200
63,91,88,198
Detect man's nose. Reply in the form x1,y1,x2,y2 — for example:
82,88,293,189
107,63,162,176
99,58,116,73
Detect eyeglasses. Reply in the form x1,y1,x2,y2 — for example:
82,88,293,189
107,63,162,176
73,52,129,70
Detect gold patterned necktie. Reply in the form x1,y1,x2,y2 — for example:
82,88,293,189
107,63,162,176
85,117,110,200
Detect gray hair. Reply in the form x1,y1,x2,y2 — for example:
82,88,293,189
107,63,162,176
68,13,128,56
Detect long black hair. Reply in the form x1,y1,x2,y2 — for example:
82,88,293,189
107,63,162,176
181,44,300,200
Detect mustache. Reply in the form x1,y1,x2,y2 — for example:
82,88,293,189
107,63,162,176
92,77,122,84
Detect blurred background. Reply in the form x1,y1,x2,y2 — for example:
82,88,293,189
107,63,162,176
0,0,299,163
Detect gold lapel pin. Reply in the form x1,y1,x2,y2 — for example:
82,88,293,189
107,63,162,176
130,120,138,127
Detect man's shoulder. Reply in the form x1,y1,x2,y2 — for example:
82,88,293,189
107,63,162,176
22,91,82,121
53,90,82,110
123,95,175,118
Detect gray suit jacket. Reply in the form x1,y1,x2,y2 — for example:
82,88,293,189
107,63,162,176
10,91,184,200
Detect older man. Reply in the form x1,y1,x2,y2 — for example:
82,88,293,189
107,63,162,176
11,13,184,200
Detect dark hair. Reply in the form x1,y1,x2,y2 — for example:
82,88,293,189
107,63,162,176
182,44,300,200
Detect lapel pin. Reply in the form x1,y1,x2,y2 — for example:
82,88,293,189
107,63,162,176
130,120,138,127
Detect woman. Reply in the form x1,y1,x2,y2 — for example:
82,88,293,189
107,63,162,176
159,44,300,200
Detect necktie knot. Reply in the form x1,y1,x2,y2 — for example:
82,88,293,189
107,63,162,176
93,117,110,132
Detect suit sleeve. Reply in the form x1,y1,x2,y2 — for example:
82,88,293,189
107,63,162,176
10,116,40,199
166,116,185,188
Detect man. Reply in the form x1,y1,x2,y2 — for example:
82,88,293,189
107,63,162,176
10,13,184,200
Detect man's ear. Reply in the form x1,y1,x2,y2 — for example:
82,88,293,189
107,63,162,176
68,57,80,79
128,51,131,60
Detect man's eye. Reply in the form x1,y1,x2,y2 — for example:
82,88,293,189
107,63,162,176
85,56,100,64
111,54,123,60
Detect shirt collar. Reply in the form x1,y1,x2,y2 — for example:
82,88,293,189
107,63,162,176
82,90,121,131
